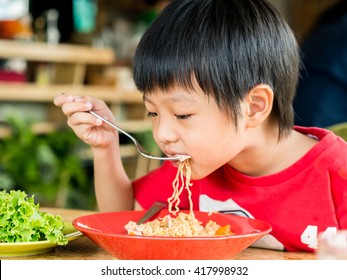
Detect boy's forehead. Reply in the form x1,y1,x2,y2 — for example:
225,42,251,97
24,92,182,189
143,88,203,104
143,77,206,99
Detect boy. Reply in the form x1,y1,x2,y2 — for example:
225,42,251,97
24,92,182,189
54,0,347,252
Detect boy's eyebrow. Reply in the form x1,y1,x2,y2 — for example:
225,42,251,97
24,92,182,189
143,93,199,104
143,95,155,105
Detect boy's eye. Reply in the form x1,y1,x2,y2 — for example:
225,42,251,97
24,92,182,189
147,112,158,118
175,114,192,120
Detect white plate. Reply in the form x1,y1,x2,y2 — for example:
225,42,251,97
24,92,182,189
0,222,83,257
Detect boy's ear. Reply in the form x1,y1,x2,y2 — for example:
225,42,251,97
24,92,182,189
244,84,273,128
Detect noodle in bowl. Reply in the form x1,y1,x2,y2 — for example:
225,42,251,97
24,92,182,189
125,212,233,237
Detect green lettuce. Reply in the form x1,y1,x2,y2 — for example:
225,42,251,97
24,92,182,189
0,190,68,245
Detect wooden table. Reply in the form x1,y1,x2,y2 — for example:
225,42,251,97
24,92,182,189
3,207,316,260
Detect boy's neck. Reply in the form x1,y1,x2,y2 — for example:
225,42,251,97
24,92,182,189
230,128,318,177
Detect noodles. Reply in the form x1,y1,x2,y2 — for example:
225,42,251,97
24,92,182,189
167,159,193,216
124,212,231,237
125,159,234,237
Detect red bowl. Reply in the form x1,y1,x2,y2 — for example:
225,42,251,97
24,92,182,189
73,210,272,260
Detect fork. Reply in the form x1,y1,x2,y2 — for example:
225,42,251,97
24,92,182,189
136,201,167,225
89,111,191,162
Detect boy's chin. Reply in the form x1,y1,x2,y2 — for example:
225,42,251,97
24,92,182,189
190,167,214,180
192,163,227,180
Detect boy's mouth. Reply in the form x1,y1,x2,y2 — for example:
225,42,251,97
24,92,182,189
168,154,191,167
176,155,191,162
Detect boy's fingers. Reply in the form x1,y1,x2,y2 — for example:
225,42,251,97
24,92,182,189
54,93,75,106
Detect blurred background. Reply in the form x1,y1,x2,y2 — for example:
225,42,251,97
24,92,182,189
0,0,342,209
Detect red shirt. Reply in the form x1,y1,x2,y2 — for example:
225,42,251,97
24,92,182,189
133,127,347,252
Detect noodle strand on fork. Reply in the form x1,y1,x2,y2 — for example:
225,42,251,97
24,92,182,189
184,161,194,216
167,160,193,217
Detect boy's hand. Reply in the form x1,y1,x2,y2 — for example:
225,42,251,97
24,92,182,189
53,94,118,148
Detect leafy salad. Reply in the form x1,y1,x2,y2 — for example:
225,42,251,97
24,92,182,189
0,190,68,245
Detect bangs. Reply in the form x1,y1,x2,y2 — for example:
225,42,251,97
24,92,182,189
133,26,215,95
133,0,226,96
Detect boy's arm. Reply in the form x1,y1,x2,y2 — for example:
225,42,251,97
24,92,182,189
92,142,134,212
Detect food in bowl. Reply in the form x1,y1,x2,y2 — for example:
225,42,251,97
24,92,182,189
125,212,233,237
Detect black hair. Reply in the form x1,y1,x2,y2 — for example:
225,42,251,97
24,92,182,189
134,0,300,139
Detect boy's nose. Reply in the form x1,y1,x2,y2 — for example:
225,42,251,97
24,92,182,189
155,120,178,144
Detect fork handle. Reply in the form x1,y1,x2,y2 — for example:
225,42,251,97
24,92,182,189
137,202,167,225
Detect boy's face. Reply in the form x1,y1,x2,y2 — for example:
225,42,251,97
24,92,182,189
144,85,248,180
